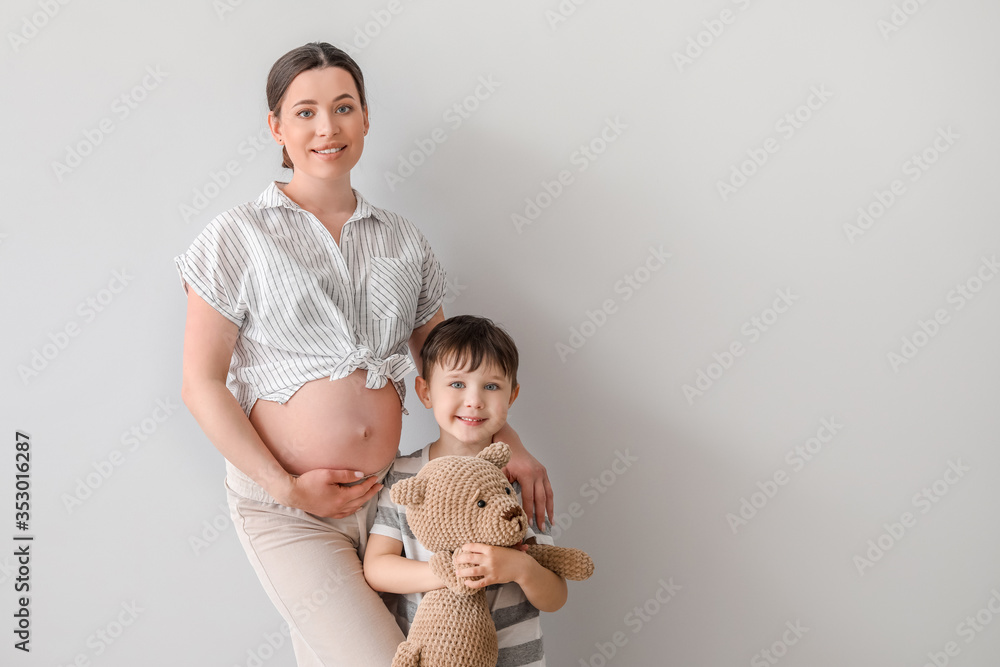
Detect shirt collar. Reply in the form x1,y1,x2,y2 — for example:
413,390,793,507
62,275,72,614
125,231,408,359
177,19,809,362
252,181,388,225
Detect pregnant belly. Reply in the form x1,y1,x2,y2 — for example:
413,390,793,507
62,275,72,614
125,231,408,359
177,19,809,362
248,369,403,477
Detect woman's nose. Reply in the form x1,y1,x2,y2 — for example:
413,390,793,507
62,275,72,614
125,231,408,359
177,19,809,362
316,110,336,135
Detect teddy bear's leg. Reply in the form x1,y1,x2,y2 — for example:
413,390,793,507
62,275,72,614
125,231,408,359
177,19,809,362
391,640,421,667
526,544,595,581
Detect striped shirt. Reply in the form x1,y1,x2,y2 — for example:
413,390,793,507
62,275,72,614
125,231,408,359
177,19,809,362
372,444,555,667
173,181,446,416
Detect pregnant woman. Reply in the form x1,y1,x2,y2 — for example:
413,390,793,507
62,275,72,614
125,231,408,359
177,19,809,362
174,42,552,666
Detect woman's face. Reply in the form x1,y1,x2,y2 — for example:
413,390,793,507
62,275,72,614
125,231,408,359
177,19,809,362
268,66,369,182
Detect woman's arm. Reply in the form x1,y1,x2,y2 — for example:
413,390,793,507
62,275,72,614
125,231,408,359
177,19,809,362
494,423,554,531
363,534,445,594
407,306,445,375
181,289,380,518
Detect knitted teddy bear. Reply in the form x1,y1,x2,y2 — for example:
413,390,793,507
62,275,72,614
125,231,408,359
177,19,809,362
389,441,595,667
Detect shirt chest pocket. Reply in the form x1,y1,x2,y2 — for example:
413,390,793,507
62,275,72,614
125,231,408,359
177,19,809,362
368,256,421,323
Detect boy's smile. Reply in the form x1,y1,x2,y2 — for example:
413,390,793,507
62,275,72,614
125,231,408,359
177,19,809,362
416,360,519,452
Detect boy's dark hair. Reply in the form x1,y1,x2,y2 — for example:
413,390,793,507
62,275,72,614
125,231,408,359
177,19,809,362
420,315,519,388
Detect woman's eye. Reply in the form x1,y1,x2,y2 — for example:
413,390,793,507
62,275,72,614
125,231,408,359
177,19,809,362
296,109,313,118
336,104,352,113
477,500,486,508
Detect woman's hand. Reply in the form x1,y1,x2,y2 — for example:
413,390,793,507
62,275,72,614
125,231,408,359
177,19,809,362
273,469,383,519
499,432,554,531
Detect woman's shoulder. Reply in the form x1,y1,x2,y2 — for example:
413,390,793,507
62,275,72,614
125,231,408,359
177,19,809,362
355,190,427,236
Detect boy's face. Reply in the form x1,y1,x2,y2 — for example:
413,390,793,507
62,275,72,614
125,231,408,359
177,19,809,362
415,359,519,449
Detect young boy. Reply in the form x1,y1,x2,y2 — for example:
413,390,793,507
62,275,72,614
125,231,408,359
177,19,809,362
364,315,567,666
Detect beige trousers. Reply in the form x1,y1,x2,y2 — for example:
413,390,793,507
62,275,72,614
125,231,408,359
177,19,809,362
224,460,404,666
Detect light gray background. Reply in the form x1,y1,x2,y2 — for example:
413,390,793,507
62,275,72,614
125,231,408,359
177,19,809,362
2,0,999,665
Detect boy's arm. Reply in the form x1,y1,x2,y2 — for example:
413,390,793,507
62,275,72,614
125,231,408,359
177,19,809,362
363,534,446,595
455,544,568,613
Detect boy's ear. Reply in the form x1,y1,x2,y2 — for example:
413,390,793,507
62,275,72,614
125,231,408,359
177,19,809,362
508,383,520,407
477,442,511,469
414,375,433,408
390,476,426,507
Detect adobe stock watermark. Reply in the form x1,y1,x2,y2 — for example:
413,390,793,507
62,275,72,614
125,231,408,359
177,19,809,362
886,254,998,372
8,0,72,52
61,398,180,513
17,269,135,385
441,274,468,305
716,85,833,201
682,288,799,405
189,502,232,556
545,0,592,31
179,126,274,224
750,620,810,667
511,116,627,234
852,458,970,576
578,576,682,666
555,245,670,363
342,0,411,55
384,75,502,192
55,600,144,667
919,586,1000,667
725,417,844,534
51,65,169,183
672,0,759,73
878,0,934,40
547,449,638,541
843,126,959,244
289,566,351,626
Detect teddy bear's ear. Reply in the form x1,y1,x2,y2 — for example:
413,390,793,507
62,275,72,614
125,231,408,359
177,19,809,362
477,442,511,469
389,476,426,507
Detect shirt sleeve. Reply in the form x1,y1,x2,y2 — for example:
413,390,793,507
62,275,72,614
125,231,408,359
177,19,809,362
173,213,249,327
413,226,447,328
370,476,404,541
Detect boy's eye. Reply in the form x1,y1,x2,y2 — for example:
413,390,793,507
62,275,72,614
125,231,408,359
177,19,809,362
477,500,486,508
485,383,499,391
450,382,465,389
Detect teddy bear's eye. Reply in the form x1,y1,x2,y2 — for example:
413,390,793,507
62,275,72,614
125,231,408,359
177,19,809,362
477,500,486,508
505,487,511,495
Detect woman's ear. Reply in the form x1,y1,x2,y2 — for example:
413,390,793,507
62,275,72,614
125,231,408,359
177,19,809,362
266,110,283,145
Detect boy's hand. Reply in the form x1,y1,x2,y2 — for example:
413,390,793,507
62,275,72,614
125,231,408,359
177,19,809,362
454,543,531,589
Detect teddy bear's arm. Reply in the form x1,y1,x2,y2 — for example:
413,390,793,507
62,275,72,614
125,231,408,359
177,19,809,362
525,544,595,581
429,550,478,596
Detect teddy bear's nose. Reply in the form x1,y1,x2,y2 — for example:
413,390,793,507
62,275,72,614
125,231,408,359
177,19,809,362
502,506,523,522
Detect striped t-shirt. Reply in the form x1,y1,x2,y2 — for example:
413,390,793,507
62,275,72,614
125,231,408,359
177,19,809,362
173,181,447,417
371,444,555,667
